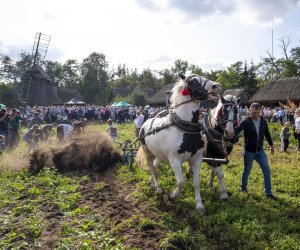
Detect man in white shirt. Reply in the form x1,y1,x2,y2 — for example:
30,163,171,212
134,110,144,137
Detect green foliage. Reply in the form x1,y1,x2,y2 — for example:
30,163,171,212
0,83,19,107
0,123,299,249
79,52,110,104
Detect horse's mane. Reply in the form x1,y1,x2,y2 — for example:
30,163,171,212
170,79,186,107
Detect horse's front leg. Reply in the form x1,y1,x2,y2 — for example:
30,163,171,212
169,159,184,199
190,159,207,216
215,166,229,200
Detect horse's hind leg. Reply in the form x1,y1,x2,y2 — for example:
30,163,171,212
149,158,162,194
215,166,229,200
208,166,216,191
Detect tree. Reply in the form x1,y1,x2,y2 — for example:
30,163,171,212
159,69,175,87
0,54,16,84
188,64,205,76
79,52,109,104
138,68,158,90
0,83,19,107
216,61,243,89
171,59,189,75
44,61,63,81
258,37,300,81
60,59,81,89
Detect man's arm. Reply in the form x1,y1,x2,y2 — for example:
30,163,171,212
264,121,274,155
234,119,246,136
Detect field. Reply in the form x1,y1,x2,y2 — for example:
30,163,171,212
0,122,299,249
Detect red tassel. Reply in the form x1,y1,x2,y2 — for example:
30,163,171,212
234,120,239,127
181,88,190,96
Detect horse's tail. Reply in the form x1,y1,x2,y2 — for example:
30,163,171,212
136,145,152,169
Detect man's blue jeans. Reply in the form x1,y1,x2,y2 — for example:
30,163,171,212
241,148,272,195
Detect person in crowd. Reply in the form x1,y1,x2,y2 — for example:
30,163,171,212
0,135,5,154
280,122,291,152
40,123,55,141
107,119,118,142
294,108,300,151
0,108,10,148
73,119,86,134
29,112,43,128
23,124,40,152
8,109,23,148
233,103,276,200
134,110,144,138
142,109,149,123
56,123,73,143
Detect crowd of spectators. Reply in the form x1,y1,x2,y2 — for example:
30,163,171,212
0,103,299,154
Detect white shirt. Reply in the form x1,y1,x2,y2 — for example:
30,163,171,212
295,117,300,130
63,124,73,140
134,114,144,129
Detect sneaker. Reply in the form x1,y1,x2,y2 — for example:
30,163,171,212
240,189,248,193
266,194,277,200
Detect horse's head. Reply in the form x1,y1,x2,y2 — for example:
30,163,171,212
217,95,239,138
179,73,221,101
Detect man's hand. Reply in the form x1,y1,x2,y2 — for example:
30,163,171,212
270,145,275,155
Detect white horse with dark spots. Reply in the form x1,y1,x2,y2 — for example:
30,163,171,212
136,74,221,216
204,94,239,200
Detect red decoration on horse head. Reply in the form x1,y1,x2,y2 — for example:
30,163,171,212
181,88,190,96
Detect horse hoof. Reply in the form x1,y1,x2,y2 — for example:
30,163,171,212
220,193,229,201
199,207,208,216
220,197,229,202
156,187,162,195
168,193,175,201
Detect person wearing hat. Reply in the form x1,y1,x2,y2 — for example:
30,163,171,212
8,108,23,148
0,108,10,148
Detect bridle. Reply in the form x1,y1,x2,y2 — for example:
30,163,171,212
172,75,213,109
216,101,239,129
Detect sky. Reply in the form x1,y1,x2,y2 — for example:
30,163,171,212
1,0,300,73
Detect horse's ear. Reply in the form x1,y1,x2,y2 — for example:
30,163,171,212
237,97,241,104
221,96,226,103
178,73,186,80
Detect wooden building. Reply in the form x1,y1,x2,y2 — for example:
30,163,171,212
249,77,300,105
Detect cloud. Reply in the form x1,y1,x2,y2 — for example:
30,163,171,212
135,0,160,10
169,0,236,18
136,0,300,26
144,55,172,64
0,43,31,59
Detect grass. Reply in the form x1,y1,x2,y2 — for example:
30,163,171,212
0,121,299,249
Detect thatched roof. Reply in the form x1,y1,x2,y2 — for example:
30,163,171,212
107,86,133,103
223,88,250,105
147,83,174,105
249,77,300,104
